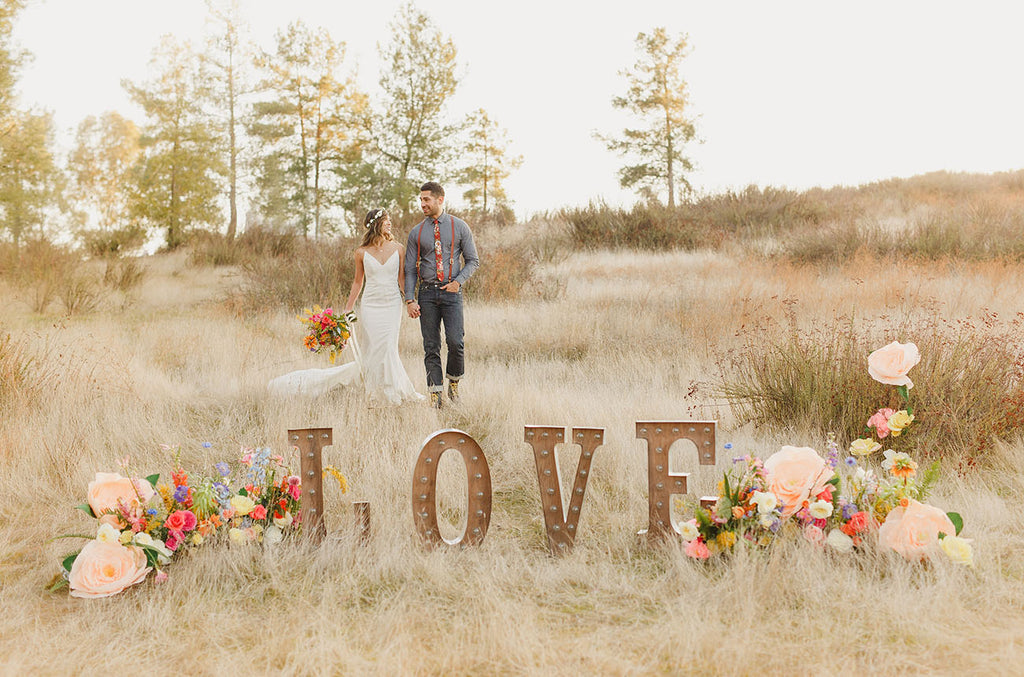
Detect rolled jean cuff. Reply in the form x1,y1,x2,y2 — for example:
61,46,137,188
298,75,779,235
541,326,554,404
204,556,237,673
446,374,461,382
428,386,444,393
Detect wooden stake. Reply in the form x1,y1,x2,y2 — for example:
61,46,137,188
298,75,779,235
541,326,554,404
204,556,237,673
289,427,332,544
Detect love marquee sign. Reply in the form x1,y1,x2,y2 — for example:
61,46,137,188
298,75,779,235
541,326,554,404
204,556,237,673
296,420,718,555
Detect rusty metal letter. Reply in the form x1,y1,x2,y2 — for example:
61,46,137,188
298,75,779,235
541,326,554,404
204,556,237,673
525,425,605,556
289,427,332,544
636,421,716,543
412,429,492,548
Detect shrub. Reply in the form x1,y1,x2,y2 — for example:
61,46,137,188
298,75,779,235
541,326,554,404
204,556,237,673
463,245,537,302
188,227,298,267
231,236,358,313
0,332,58,407
715,311,1024,466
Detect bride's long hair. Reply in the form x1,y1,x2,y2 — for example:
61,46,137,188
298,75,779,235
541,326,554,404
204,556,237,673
361,208,393,248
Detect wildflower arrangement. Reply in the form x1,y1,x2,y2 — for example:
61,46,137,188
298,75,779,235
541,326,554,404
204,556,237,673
299,305,350,364
679,341,971,565
51,444,348,599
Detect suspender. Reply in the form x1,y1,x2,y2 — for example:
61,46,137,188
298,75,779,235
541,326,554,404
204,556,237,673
416,215,456,283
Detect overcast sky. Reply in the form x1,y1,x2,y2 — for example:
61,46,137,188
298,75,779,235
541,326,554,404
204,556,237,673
11,0,1024,215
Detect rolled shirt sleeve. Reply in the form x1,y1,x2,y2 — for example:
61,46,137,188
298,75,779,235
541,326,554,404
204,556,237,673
454,220,479,285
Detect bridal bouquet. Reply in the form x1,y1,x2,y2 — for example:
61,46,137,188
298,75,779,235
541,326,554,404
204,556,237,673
680,341,971,565
51,445,348,599
299,305,351,364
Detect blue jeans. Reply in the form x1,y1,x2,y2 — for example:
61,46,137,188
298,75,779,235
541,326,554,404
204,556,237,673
417,285,465,391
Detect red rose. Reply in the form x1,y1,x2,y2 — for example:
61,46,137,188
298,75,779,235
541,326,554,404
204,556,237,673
250,505,268,520
841,511,871,536
165,509,198,533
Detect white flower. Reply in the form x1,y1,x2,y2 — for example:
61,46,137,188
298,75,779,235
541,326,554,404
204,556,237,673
826,529,854,553
273,511,293,528
750,490,778,514
679,520,699,542
758,513,776,529
809,500,834,519
882,449,912,472
133,531,173,564
264,525,284,545
229,527,247,544
96,523,120,544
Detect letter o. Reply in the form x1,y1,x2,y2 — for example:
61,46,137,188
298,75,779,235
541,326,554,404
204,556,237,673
411,429,491,547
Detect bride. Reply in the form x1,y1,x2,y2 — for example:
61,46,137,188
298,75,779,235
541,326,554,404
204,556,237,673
268,209,424,405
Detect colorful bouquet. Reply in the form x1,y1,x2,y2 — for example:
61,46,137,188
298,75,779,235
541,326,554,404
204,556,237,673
51,445,348,598
680,341,971,565
299,305,351,364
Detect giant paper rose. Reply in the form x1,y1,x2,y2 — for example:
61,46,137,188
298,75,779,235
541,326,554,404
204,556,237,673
764,446,834,518
867,341,921,388
878,499,956,560
68,540,151,598
86,472,156,526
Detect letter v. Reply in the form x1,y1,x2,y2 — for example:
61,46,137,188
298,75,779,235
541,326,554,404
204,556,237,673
525,426,605,556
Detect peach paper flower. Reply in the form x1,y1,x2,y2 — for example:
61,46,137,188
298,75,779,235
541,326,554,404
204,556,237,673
86,472,156,526
764,446,834,518
867,341,921,388
68,540,151,598
878,499,956,560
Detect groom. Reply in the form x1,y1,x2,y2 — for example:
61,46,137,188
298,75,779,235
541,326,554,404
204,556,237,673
405,181,480,408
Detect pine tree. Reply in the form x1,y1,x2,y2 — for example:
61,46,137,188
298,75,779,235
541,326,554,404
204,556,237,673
123,37,224,250
458,108,521,216
602,28,697,207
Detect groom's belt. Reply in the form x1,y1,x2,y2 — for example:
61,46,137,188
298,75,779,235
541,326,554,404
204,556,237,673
418,279,450,288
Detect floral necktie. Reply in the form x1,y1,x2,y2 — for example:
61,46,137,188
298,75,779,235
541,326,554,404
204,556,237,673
433,218,444,281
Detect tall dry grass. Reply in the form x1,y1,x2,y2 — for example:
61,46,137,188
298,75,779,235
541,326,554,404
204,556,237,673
3,231,1024,673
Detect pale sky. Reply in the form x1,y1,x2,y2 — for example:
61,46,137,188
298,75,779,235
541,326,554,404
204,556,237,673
11,0,1024,216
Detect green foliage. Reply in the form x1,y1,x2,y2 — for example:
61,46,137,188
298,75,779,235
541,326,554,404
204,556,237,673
124,37,224,250
0,110,62,247
458,108,521,215
600,28,697,207
372,2,460,219
67,111,142,242
251,20,366,238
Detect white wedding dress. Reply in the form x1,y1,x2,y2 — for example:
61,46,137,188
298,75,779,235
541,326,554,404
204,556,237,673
268,250,424,405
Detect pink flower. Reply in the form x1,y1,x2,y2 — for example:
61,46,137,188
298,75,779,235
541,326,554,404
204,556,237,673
764,446,834,518
165,533,180,551
685,538,710,559
288,484,301,501
878,499,956,560
69,541,151,598
867,342,921,388
250,505,268,520
154,570,168,584
803,525,825,545
164,510,197,533
817,485,834,503
867,408,896,438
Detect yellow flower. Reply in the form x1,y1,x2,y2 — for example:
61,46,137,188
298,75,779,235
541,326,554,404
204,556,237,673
228,527,247,544
850,438,882,457
716,531,737,549
940,536,973,566
229,495,256,516
323,466,348,493
887,410,915,437
191,533,204,546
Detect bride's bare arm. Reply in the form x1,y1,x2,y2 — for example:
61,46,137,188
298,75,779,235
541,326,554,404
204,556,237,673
397,245,406,298
343,249,365,313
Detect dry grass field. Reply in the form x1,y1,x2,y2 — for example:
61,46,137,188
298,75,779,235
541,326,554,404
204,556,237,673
3,209,1024,674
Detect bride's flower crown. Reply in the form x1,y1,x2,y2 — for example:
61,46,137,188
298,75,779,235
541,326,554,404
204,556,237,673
365,209,385,228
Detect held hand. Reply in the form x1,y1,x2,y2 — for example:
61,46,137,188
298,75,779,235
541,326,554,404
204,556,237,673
406,302,421,319
441,280,461,293
344,311,357,325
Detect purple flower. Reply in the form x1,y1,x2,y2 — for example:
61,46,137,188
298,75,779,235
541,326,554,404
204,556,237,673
202,442,213,448
215,462,230,476
845,456,857,467
841,503,857,520
724,442,734,450
172,485,189,503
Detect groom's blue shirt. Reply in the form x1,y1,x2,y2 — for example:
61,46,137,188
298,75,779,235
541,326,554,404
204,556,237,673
404,213,480,300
